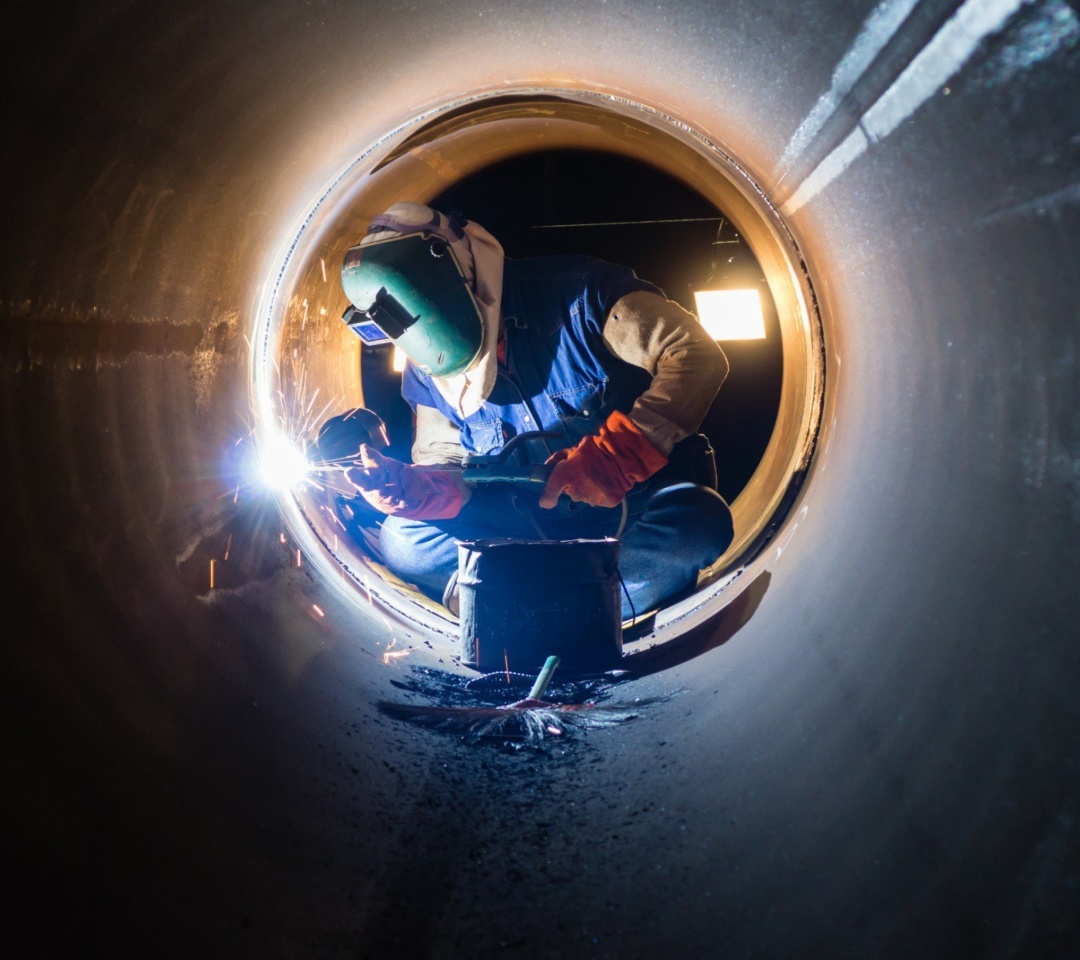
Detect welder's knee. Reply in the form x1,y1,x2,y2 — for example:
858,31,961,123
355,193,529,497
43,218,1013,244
648,482,734,558
378,515,458,585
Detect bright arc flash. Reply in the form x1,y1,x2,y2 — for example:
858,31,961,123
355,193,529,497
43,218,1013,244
259,430,311,491
693,288,766,340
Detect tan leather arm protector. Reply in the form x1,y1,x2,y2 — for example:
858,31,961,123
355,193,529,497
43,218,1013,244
412,403,468,466
602,290,729,455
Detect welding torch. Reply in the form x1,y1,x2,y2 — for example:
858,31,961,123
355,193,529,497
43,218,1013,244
462,430,629,538
460,430,559,487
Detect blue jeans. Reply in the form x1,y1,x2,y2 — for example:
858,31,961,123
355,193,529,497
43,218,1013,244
379,478,733,620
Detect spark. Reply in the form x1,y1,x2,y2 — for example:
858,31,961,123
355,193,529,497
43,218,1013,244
312,604,325,618
224,533,232,561
209,559,215,590
245,343,371,592
381,638,412,665
233,484,240,504
504,649,511,685
320,258,327,282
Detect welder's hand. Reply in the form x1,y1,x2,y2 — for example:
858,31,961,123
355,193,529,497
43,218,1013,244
344,445,465,520
344,444,391,491
538,410,668,510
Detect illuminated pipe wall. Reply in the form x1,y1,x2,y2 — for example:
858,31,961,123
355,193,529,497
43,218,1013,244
2,1,1079,957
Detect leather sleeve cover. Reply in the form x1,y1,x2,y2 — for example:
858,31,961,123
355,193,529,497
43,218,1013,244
601,290,729,455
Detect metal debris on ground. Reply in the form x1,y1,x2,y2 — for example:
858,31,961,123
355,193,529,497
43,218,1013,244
376,662,672,749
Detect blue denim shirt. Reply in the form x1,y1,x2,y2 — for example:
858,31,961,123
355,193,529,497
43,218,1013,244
401,256,661,464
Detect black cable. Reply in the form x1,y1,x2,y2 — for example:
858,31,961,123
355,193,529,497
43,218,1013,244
617,569,637,627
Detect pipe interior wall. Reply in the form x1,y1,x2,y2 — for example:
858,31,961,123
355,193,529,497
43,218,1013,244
2,1,1079,957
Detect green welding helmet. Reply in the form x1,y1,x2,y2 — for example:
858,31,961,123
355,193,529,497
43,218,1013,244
341,231,484,378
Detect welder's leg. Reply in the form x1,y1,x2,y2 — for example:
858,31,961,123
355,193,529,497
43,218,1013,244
618,483,734,620
378,489,542,601
377,516,460,598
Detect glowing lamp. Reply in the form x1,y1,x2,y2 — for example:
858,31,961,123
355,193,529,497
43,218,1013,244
693,288,766,340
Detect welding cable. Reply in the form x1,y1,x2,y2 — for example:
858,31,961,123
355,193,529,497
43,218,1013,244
617,568,637,628
612,496,634,624
513,486,626,556
512,492,550,539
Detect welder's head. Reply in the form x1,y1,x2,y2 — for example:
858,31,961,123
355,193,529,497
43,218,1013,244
341,202,485,378
311,408,389,466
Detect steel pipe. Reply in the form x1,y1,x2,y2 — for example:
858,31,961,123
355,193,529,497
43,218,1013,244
3,1,1079,957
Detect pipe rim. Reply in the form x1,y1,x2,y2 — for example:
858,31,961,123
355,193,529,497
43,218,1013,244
252,85,827,655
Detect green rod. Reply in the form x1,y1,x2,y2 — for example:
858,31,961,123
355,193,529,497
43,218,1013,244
527,656,561,700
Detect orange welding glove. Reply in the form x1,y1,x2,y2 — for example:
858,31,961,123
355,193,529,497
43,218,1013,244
344,445,465,520
539,410,668,510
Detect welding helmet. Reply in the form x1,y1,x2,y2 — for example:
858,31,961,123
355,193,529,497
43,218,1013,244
341,205,484,378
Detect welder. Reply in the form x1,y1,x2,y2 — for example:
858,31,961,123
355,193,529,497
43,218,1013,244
339,201,734,619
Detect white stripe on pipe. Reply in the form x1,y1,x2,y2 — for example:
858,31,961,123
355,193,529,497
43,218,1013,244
781,0,1033,216
781,129,870,217
777,0,921,173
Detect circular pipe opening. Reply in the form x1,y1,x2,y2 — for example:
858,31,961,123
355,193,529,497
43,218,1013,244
252,88,825,653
